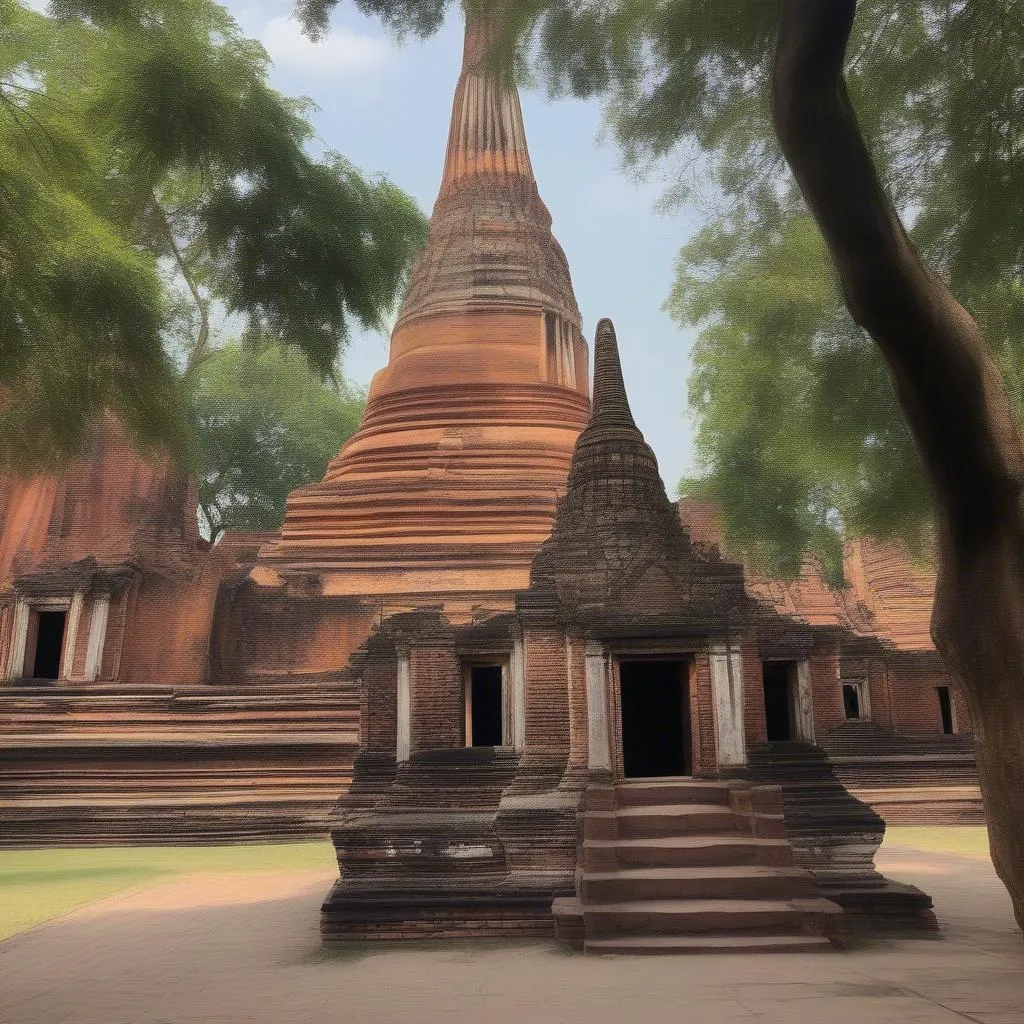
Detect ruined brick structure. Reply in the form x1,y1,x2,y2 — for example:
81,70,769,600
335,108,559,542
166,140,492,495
210,15,591,685
322,319,936,949
0,417,360,841
0,9,977,876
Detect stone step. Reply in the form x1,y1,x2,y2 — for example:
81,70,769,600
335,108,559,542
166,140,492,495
585,933,834,955
614,780,732,808
582,865,819,903
615,804,739,838
583,897,840,937
584,835,796,870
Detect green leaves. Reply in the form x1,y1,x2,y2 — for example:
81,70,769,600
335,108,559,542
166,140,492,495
205,153,427,376
675,213,933,583
660,1,1024,577
1,0,427,471
0,0,187,469
191,341,365,539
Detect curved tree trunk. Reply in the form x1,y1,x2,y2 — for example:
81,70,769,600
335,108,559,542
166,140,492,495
772,0,1024,929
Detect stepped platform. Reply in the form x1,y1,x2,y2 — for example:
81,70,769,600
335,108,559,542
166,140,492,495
821,722,983,825
745,742,937,929
0,680,360,845
321,746,579,941
558,777,842,955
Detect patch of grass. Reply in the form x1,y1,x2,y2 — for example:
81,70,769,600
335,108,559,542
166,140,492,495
884,826,990,858
0,841,336,942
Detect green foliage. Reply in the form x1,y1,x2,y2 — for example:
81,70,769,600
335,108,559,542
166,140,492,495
0,0,187,469
673,214,930,584
1,0,426,471
301,0,1024,577
191,342,365,540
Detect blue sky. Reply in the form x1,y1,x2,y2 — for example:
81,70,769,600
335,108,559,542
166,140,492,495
229,1,703,490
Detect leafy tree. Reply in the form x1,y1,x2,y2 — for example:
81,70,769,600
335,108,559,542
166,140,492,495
1,0,187,469
1,0,427,470
296,2,1024,581
296,0,1024,928
192,342,365,541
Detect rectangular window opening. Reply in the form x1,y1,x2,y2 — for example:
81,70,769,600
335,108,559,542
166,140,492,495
544,312,558,383
28,609,67,680
938,685,955,735
842,682,862,721
466,664,504,747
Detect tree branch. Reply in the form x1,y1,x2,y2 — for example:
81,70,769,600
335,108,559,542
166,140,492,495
151,194,210,372
772,0,1024,551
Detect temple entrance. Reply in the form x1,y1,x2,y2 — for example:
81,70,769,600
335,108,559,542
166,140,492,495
619,660,690,778
466,664,503,747
762,661,795,742
29,610,67,680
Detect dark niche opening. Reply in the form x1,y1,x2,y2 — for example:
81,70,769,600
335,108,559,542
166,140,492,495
937,685,954,735
468,665,503,747
762,662,794,742
32,610,67,680
619,659,690,778
842,682,862,721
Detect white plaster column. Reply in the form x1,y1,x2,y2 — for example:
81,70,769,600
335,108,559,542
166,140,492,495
585,641,611,771
62,591,85,681
5,597,30,680
509,636,526,751
710,642,746,768
396,653,411,763
794,659,816,743
83,594,110,682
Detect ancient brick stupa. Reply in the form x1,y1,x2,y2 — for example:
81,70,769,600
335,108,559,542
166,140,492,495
209,15,592,681
0,6,976,879
218,16,591,681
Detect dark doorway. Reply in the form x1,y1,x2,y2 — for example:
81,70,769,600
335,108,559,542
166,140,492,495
32,610,67,680
762,662,794,742
937,686,954,735
842,683,861,721
469,665,503,746
619,660,690,778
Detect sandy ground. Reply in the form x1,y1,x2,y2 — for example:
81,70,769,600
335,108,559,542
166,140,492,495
1,844,1022,1024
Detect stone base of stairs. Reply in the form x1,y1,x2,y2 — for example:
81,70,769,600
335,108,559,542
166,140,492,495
744,743,938,932
565,777,843,955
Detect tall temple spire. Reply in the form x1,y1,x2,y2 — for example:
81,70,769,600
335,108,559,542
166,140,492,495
526,318,695,614
263,8,592,606
395,11,579,331
590,318,638,430
564,318,662,499
440,14,534,192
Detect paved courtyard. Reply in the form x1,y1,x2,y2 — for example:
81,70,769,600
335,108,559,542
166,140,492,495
1,842,1022,1024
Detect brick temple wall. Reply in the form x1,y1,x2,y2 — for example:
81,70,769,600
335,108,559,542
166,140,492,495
565,632,588,773
523,628,570,750
809,642,845,736
410,644,462,750
362,661,398,752
888,661,972,735
209,584,380,685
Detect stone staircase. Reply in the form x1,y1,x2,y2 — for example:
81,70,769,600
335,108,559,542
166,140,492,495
555,778,842,954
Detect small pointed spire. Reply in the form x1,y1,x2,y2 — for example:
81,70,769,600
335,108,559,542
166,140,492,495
590,319,637,429
439,12,534,192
